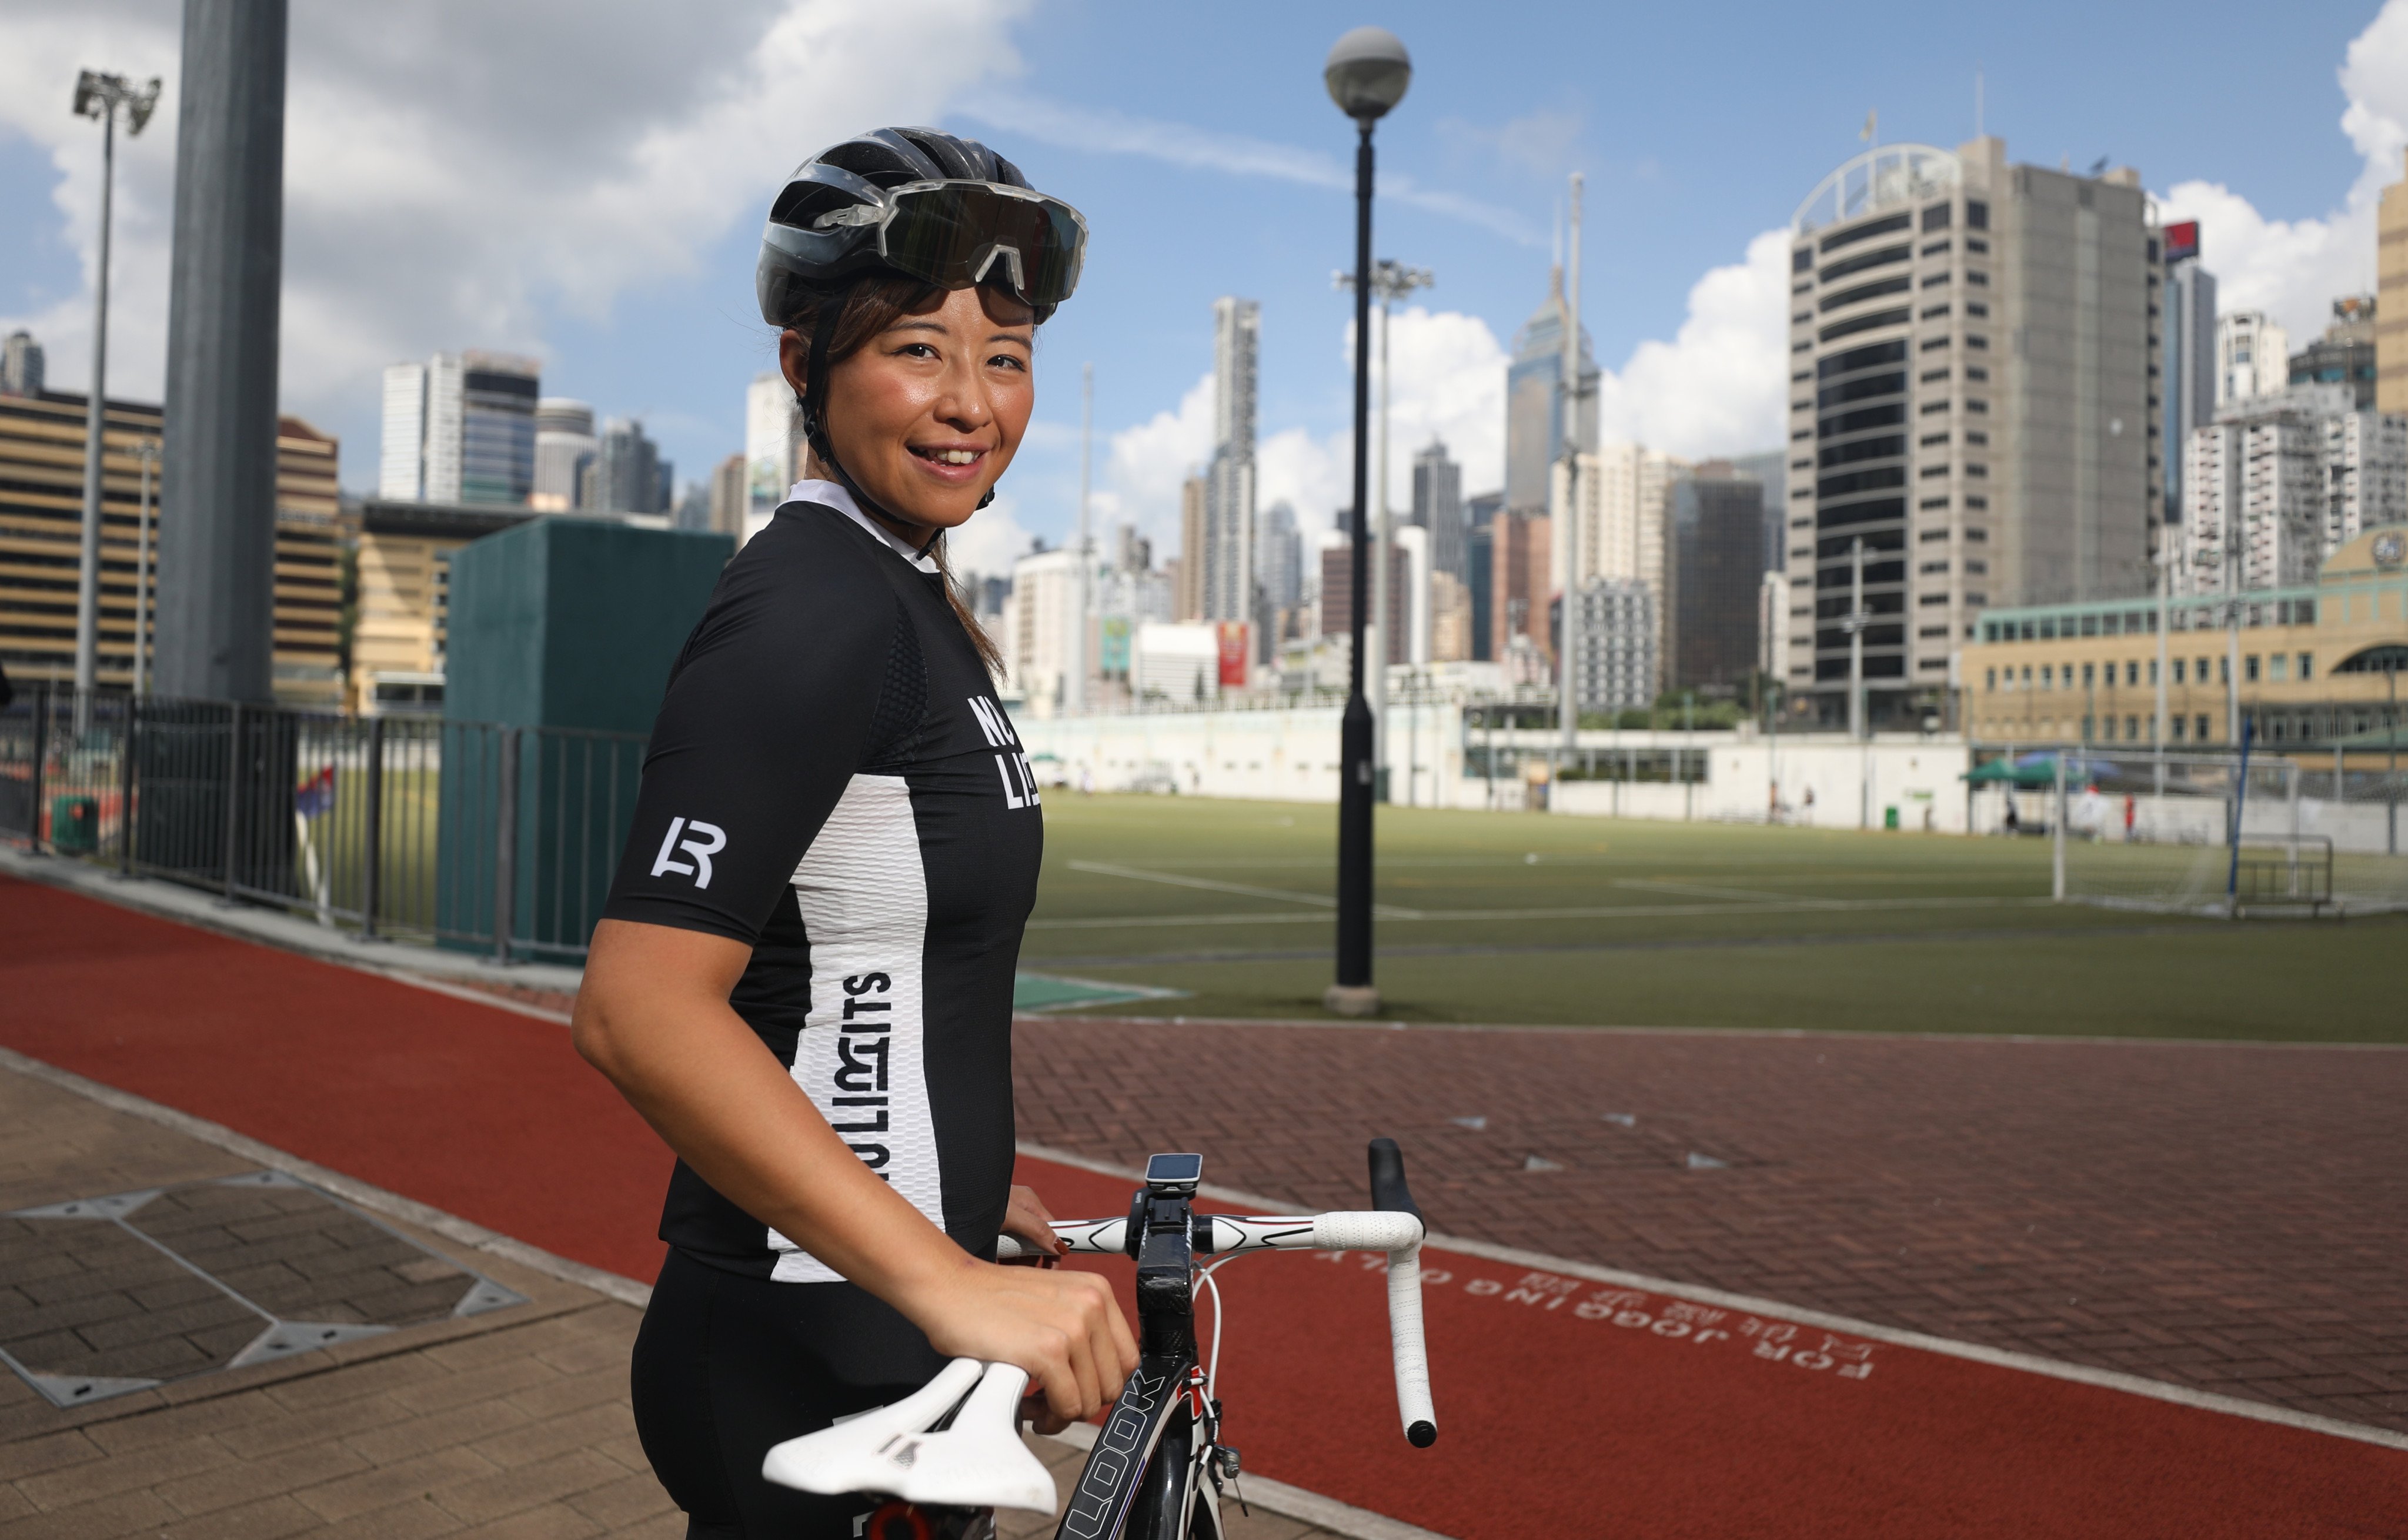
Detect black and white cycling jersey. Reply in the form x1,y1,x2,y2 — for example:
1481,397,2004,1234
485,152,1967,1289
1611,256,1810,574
603,480,1043,1289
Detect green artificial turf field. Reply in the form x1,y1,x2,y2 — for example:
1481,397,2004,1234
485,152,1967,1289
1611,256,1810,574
1018,795,2408,1041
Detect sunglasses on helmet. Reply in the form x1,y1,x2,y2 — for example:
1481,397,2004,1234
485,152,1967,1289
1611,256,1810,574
815,179,1088,308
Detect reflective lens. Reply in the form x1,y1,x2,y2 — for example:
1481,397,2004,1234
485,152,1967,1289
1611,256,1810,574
879,181,1087,306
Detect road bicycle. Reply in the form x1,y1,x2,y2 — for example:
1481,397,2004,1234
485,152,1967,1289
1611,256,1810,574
764,1138,1437,1539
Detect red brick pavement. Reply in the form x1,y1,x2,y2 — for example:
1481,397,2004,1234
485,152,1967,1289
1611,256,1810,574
1010,1015,2408,1435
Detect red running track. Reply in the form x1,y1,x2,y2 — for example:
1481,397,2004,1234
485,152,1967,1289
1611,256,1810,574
1,874,2401,1538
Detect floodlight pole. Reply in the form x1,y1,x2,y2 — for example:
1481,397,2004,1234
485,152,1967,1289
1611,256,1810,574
73,76,145,733
1069,360,1091,717
1558,171,1584,757
1845,536,1869,828
2153,549,2168,796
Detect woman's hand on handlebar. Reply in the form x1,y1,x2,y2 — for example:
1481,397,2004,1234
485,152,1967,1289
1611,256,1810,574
999,1184,1066,1267
903,1257,1136,1434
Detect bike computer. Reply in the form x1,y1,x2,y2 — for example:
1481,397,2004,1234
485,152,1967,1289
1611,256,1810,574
1144,1153,1204,1190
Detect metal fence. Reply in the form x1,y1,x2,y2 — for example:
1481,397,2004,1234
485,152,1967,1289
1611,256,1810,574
0,684,646,963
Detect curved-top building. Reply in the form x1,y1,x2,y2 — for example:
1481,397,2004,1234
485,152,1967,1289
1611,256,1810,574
1780,136,2162,731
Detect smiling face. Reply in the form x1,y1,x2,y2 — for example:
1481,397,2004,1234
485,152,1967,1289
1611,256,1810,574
780,283,1036,536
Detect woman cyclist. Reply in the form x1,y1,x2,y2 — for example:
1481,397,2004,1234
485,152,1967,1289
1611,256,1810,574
573,128,1136,1538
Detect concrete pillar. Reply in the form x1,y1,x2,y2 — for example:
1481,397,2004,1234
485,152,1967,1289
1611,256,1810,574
156,0,287,703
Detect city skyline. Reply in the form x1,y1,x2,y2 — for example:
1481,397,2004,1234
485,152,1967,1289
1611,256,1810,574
1,2,2402,582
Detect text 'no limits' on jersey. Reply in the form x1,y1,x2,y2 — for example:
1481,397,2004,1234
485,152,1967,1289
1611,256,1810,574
602,489,1044,1284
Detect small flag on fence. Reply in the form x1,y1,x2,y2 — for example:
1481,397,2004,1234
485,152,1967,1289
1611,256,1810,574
294,766,336,818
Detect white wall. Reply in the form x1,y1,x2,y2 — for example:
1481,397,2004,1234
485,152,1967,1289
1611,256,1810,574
1016,706,1979,831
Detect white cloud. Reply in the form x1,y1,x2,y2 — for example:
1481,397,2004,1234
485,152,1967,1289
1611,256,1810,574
946,493,1035,579
1,0,1028,430
2156,0,2408,338
957,94,1545,248
1100,370,1213,546
1592,226,1792,460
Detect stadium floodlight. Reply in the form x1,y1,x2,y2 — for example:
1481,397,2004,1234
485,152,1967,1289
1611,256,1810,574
1324,26,1412,1019
70,68,163,733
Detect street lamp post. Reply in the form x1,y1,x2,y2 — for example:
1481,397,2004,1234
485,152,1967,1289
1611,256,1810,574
1843,535,1870,827
1324,26,1411,1019
70,69,161,733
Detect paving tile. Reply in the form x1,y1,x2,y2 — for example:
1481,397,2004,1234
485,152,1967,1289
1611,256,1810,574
14,1433,231,1512
0,1488,179,1539
335,1496,472,1540
1014,1014,2408,1434
433,1449,629,1526
296,1446,500,1524
152,1492,323,1540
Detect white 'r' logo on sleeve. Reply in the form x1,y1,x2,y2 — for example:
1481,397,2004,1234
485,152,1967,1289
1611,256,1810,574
650,816,727,888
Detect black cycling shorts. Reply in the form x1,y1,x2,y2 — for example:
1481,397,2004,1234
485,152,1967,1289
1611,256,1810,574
632,1248,950,1538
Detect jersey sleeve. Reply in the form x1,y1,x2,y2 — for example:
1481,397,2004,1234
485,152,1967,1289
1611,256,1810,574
602,520,897,944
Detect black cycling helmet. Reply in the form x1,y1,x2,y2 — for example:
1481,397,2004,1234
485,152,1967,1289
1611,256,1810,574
756,127,1087,327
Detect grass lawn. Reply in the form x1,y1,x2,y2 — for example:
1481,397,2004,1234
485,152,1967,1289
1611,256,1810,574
1021,794,2408,1042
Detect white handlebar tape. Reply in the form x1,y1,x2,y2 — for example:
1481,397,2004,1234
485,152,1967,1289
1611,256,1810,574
1309,1211,1424,1252
1384,1245,1437,1447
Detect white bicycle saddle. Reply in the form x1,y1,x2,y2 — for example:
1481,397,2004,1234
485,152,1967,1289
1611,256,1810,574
760,1358,1058,1515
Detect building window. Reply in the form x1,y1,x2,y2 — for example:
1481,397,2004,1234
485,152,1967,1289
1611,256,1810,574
2125,662,2138,686
2298,652,2313,680
1966,366,1989,382
1919,432,1950,446
1794,247,1813,273
2197,714,2211,740
2268,653,2287,682
1966,335,1989,349
1985,667,1997,691
2217,656,2228,683
1966,399,1989,413
1966,302,1990,318
2100,716,2114,741
2148,659,2158,684
1923,203,1952,232
1965,271,1989,286
2041,664,2053,689
2172,716,2186,741
2172,659,2185,683
2244,654,2259,682
2082,663,2095,687
1965,430,1989,445
1965,560,1987,574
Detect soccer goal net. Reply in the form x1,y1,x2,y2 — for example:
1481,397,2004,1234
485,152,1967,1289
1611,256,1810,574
1992,750,2408,917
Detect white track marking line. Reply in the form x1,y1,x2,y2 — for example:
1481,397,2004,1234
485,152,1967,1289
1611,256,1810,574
1013,1139,2408,1455
1026,894,2045,931
1068,860,1425,918
1612,878,1819,904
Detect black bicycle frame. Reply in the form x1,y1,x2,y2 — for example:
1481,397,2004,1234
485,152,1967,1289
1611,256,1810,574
1055,1175,1219,1540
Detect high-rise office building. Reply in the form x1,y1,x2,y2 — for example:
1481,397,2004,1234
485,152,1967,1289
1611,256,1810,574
1574,442,1682,606
2289,295,2377,408
1202,298,1259,622
2159,221,2217,525
594,418,664,515
532,397,596,512
1725,449,1787,573
1466,523,1494,662
379,362,428,500
1491,511,1551,666
459,352,539,505
1257,500,1302,613
1504,270,1598,516
746,373,796,536
1666,461,1768,690
1781,136,2157,729
2,330,43,396
2382,152,2408,414
1411,439,1464,579
380,350,535,505
709,453,747,537
1317,538,1411,665
1175,474,1207,621
1428,569,1471,662
2216,312,2289,407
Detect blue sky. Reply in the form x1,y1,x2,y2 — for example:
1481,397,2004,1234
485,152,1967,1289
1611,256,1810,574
1,0,2397,572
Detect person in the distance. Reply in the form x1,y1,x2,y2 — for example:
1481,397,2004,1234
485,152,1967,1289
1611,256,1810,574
572,128,1134,1540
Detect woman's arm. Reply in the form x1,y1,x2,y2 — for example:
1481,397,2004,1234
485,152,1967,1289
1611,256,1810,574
573,917,1134,1427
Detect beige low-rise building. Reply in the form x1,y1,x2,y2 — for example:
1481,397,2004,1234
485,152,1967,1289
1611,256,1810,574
349,498,534,714
1960,527,2408,751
